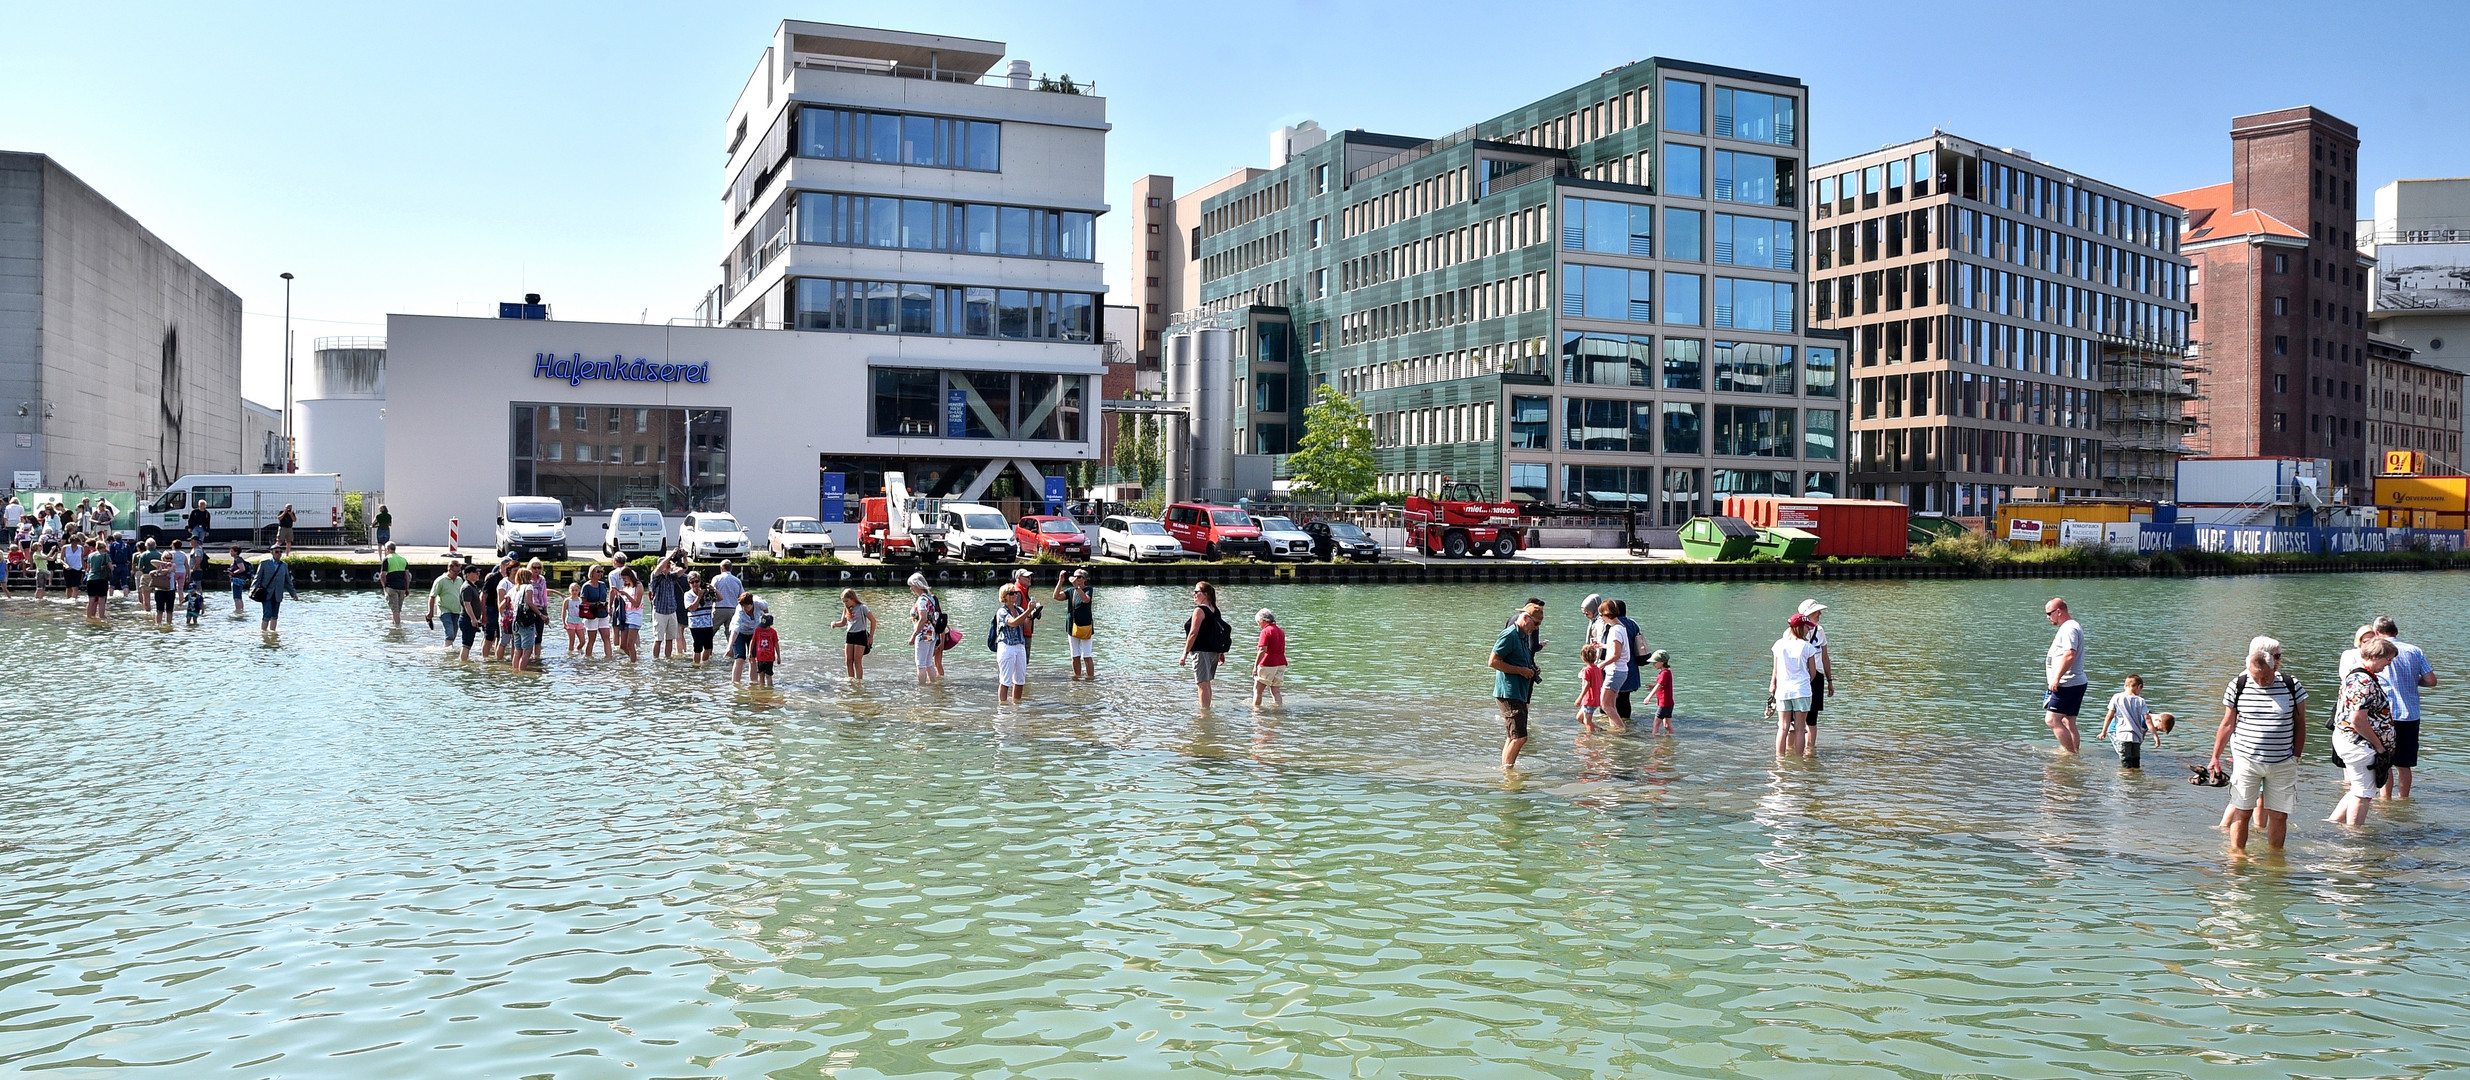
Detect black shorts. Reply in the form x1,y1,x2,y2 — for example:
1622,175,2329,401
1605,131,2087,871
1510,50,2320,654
845,631,869,647
2044,684,2088,718
2116,741,2142,768
692,626,717,652
1497,697,1531,740
1656,704,1673,720
1809,673,1827,716
756,660,775,676
153,589,174,614
84,577,107,598
2393,720,2422,770
481,613,501,640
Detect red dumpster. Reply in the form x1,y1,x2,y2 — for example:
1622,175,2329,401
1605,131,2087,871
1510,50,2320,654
1722,497,1910,558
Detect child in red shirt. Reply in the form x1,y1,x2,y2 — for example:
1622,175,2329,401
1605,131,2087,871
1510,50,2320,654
751,614,780,688
1647,649,1674,734
1574,643,1607,734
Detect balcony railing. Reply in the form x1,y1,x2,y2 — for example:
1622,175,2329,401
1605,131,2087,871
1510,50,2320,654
790,53,1096,95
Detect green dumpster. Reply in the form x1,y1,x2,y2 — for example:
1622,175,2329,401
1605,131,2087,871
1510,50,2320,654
1908,512,1969,545
1754,526,1819,562
1678,516,1759,561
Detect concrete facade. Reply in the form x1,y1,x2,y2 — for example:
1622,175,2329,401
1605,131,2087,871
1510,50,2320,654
297,337,386,491
2361,177,2470,462
0,153,244,493
2364,332,2461,472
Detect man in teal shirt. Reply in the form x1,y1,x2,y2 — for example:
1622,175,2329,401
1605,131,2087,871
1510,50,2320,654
1491,605,1541,768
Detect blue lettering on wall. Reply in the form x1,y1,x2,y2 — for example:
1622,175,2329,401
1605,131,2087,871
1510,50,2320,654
532,352,711,387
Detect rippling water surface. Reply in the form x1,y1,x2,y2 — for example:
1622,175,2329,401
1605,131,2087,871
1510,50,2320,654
7,572,2470,1077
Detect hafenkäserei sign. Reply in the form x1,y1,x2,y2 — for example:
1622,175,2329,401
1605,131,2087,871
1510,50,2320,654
533,352,711,387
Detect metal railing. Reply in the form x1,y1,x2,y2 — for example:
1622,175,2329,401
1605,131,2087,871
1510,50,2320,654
1347,125,1478,186
790,54,1096,95
312,336,385,352
1480,159,1570,198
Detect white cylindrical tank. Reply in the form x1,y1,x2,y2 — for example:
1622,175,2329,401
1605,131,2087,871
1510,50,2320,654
299,338,387,491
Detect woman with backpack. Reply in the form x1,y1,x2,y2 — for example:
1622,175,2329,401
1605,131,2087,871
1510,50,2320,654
253,544,300,635
509,568,544,673
908,573,942,686
1180,580,1233,711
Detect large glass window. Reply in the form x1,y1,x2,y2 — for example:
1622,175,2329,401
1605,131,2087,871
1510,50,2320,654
1255,371,1289,412
795,193,1093,260
511,404,727,513
1713,277,1795,332
1712,405,1794,457
1564,398,1654,452
1562,197,1652,255
1508,462,1550,502
1804,344,1839,397
1562,331,1653,386
1663,207,1702,261
1661,338,1704,389
869,368,1086,442
1714,87,1797,146
1712,341,1795,395
870,369,941,437
1661,466,1704,525
1563,465,1655,506
1713,214,1796,269
1562,264,1653,323
1661,402,1703,455
1713,468,1796,495
1664,143,1704,197
1713,151,1796,207
1803,471,1841,497
793,278,1098,342
1804,409,1840,460
800,106,998,172
1664,273,1703,325
1664,80,1704,134
1508,395,1552,449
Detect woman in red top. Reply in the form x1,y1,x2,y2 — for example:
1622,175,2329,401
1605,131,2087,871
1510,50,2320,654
1647,649,1675,735
1251,608,1287,709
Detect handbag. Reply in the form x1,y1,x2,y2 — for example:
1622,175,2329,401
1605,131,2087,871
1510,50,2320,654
1071,621,1094,640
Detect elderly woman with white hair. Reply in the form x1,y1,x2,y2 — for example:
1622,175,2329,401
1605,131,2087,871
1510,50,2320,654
2208,635,2308,851
2329,636,2399,828
907,572,943,685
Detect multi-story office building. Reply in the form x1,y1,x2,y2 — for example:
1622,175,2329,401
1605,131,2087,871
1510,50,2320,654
1167,60,1840,518
1127,169,1262,379
1808,134,2192,512
384,23,1109,544
2365,332,2461,471
2164,107,2375,491
1,152,246,491
2361,177,2470,464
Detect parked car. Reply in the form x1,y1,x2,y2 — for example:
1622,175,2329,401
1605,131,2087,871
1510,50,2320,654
1097,515,1184,562
767,515,836,558
601,507,668,557
1013,514,1090,560
1304,519,1382,562
678,512,750,559
937,502,1020,562
1252,514,1317,561
494,495,571,560
1162,502,1267,559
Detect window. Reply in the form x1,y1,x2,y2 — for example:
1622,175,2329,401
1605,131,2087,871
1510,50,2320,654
2274,253,2289,274
1309,218,1326,248
798,106,997,171
1662,402,1703,454
1713,406,1794,457
2273,297,2288,316
1562,197,1653,255
1804,345,1839,397
1508,395,1552,449
1664,143,1704,197
1562,331,1653,386
2274,336,2288,355
1310,268,1328,299
1661,337,1704,389
1664,80,1704,134
1562,465,1654,506
792,278,1095,342
1664,273,1703,325
795,193,1093,260
1509,462,1550,501
512,404,728,513
1663,208,1703,261
1712,214,1795,269
869,368,1083,441
1803,409,1839,460
1712,468,1795,495
1564,398,1654,452
1312,164,1330,195
1803,471,1840,496
2274,373,2286,393
1712,341,1795,394
1713,87,1796,146
1309,321,1326,352
1562,264,1653,322
1713,151,1796,206
1713,277,1795,331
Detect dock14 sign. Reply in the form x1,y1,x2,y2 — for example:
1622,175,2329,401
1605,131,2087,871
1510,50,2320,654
533,352,711,387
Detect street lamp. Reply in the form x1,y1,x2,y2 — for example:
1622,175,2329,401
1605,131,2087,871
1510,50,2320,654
280,272,294,472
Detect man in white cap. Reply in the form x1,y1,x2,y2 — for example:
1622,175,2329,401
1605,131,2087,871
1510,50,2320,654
1798,599,1834,724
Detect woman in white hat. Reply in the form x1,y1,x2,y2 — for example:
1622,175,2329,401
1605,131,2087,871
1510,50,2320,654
1797,599,1833,727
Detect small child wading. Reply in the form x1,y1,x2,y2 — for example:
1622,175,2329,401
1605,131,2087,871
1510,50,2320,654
1574,643,1607,734
2101,674,2152,769
1647,650,1675,735
751,614,780,688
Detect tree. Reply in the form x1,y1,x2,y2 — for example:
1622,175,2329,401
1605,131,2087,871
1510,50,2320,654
1111,398,1163,498
1287,384,1377,500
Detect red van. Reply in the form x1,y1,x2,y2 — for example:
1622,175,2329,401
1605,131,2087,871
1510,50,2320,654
1162,502,1268,559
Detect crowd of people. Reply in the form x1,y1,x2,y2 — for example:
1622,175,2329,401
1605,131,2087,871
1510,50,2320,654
3,494,303,631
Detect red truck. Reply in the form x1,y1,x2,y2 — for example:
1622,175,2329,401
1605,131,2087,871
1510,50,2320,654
1403,482,1523,558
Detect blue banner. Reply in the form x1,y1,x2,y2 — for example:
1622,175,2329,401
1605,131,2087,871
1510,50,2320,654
820,471,846,524
946,389,968,439
1044,476,1067,517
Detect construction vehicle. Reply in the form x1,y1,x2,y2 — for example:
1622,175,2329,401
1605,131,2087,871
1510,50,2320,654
1402,481,1523,558
858,471,946,562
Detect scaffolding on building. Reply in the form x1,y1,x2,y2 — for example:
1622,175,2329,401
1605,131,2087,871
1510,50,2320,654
2099,337,2204,501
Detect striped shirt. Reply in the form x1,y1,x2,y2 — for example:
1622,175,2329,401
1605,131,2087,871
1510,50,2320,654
2221,673,2307,763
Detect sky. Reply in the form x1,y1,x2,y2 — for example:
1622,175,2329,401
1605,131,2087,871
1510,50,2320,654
6,0,2467,406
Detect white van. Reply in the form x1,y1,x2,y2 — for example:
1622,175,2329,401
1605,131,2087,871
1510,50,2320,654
138,473,346,546
600,507,668,557
937,502,1019,562
494,496,571,560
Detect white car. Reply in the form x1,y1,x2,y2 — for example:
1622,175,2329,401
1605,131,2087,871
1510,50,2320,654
1098,515,1184,562
1253,515,1317,561
937,502,1019,562
601,507,667,557
767,515,836,558
678,512,750,559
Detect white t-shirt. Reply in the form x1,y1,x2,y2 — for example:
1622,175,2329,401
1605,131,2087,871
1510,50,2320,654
2,503,18,528
2104,692,2149,743
1773,636,1818,699
1593,620,1630,674
2047,619,2087,687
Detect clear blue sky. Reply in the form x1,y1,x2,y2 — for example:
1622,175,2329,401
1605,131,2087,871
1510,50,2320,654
6,1,2465,405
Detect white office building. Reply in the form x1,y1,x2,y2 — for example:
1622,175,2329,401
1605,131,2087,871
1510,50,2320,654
383,22,1110,546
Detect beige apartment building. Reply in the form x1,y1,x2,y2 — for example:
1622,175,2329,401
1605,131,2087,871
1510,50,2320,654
2366,332,2462,474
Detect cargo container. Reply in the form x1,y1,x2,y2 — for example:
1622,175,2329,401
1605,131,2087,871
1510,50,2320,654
1992,501,2153,546
1722,496,1910,558
2175,457,2331,507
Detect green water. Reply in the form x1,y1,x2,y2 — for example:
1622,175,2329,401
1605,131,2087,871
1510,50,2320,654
4,573,2469,1078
